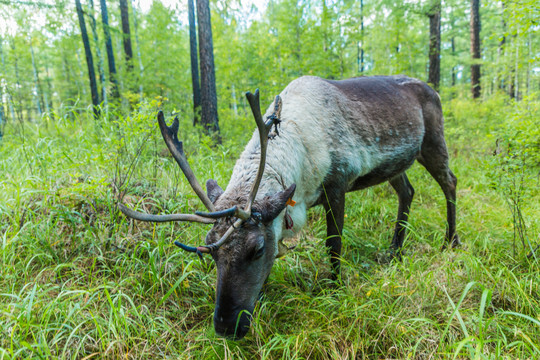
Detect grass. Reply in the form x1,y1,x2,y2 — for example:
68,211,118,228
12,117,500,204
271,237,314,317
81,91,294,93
0,96,539,359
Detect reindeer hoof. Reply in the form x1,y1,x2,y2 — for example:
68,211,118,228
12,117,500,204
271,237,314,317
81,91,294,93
390,243,405,259
442,234,460,250
377,248,403,264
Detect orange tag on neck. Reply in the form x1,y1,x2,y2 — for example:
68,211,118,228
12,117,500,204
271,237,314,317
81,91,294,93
286,198,296,207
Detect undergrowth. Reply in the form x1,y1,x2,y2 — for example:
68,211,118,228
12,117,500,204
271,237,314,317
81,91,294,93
0,95,538,359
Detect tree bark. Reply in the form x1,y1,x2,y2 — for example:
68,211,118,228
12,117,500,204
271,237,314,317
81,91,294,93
0,82,4,138
29,41,44,116
451,37,456,87
527,30,531,97
0,35,7,131
0,41,14,121
196,0,220,142
131,0,144,101
75,0,100,116
470,0,481,99
231,83,238,116
100,0,119,99
188,0,201,125
514,29,519,100
76,49,87,96
428,1,441,92
359,0,364,73
43,64,52,113
0,90,4,141
119,0,133,70
10,40,23,122
498,1,510,95
88,0,107,107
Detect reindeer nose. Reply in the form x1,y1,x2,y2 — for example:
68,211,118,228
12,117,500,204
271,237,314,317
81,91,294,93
213,307,252,340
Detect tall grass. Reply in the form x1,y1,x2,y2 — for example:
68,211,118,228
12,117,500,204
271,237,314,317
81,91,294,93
0,96,538,359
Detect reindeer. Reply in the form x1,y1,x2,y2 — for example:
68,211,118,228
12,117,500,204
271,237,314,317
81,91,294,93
120,75,459,339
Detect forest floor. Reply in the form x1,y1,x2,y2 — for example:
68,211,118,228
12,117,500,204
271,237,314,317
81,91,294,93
0,95,539,359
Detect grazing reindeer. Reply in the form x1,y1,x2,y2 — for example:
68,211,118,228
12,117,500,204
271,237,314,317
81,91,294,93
120,75,459,339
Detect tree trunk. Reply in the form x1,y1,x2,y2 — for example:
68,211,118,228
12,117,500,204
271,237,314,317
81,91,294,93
470,0,481,99
231,83,238,116
428,1,441,92
29,42,44,116
0,36,15,124
508,35,515,99
498,1,507,94
131,0,144,101
0,35,7,132
10,40,23,122
196,0,220,142
451,36,456,87
88,0,107,108
322,0,329,53
0,82,4,138
188,0,201,125
63,57,77,101
359,0,364,73
44,64,52,113
115,31,129,110
514,29,519,100
100,0,119,99
119,0,133,70
294,2,301,66
75,0,100,117
0,87,4,139
527,30,531,97
76,49,87,96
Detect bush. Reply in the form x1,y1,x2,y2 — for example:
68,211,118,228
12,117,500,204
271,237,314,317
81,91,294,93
488,95,540,259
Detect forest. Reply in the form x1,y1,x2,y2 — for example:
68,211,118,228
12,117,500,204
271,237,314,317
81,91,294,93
0,0,539,358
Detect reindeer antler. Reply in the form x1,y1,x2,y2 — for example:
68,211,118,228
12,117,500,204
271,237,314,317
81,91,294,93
188,91,282,253
119,203,214,224
244,90,277,214
157,111,216,212
119,111,218,227
196,91,281,223
119,93,283,255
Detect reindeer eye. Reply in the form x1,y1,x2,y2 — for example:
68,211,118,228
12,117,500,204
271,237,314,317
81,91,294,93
254,246,265,260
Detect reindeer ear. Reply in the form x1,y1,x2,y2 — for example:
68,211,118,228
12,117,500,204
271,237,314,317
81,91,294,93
259,184,296,223
206,179,224,203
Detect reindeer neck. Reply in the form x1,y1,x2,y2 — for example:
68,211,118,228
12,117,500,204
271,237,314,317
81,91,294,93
225,130,299,199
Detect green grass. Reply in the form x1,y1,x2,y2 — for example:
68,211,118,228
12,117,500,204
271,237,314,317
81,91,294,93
0,97,539,359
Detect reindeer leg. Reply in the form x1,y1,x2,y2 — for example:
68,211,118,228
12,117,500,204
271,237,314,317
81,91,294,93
322,188,345,281
389,173,415,259
418,147,460,249
438,169,459,249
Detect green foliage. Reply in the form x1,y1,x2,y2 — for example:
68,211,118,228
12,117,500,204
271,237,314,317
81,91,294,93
0,0,539,358
1,0,537,123
488,96,540,258
1,93,539,358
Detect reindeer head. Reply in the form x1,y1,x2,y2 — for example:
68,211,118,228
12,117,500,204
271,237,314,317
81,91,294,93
119,91,294,339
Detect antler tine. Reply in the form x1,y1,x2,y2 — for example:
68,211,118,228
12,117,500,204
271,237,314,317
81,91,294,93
195,205,250,220
245,89,277,214
273,95,282,118
175,217,243,255
204,218,244,252
157,111,216,212
119,203,215,224
172,91,281,256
